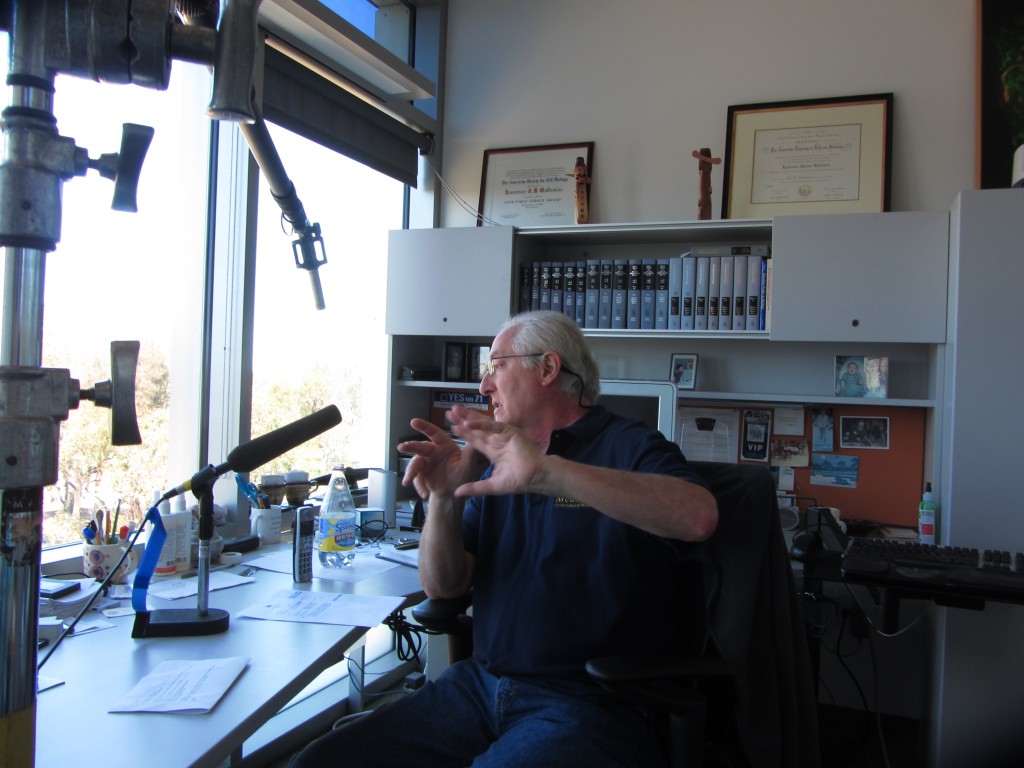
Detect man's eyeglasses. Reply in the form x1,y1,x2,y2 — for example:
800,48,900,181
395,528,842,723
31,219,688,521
483,353,543,377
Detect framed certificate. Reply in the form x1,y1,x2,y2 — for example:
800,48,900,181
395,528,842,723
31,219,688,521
722,94,893,219
478,142,594,227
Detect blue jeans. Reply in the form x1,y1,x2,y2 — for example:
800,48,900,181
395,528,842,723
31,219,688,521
289,658,664,767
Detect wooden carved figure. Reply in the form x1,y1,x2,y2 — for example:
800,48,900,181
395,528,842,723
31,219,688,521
567,156,592,224
692,147,721,220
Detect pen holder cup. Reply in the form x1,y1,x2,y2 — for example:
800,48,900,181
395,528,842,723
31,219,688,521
83,543,134,584
251,505,283,545
284,480,318,507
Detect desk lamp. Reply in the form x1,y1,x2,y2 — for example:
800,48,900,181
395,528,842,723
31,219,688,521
131,405,342,638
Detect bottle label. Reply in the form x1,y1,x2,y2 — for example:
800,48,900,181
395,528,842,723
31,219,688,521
318,514,356,552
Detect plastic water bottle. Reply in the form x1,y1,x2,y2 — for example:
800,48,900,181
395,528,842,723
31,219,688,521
317,467,357,567
918,482,936,545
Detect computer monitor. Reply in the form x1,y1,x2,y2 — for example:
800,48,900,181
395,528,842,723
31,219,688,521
597,379,678,440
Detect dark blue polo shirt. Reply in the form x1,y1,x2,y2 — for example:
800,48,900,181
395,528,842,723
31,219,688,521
461,405,708,692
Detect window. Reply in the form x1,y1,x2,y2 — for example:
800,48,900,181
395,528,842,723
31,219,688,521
2,6,438,550
18,58,210,547
246,122,404,478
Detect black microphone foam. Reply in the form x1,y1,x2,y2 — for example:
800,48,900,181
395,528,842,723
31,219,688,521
227,405,342,472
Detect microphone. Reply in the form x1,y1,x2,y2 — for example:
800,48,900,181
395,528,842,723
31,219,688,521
161,405,342,500
227,404,341,471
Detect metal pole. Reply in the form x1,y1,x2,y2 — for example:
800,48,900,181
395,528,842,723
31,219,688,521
0,1,52,764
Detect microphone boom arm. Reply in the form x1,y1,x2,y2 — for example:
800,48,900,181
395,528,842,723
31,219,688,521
239,110,328,310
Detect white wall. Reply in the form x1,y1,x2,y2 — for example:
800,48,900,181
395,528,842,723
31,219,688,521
440,0,976,226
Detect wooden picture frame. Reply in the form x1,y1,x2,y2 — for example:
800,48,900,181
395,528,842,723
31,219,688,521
478,142,594,227
722,94,893,219
670,353,699,391
443,342,467,382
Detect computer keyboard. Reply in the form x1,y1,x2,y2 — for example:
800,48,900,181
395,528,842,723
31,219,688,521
841,538,1024,603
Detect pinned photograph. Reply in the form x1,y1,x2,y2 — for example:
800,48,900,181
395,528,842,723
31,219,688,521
812,407,834,451
770,439,810,467
834,355,888,398
810,453,860,488
839,416,890,449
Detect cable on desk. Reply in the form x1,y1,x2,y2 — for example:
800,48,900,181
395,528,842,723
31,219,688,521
37,519,150,670
384,610,426,665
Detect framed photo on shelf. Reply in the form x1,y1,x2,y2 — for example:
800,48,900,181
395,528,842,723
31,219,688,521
466,343,490,383
443,342,467,382
722,93,893,219
839,416,890,450
478,142,594,227
670,353,699,390
834,355,889,398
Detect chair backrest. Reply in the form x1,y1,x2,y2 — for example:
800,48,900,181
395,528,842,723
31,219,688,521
690,461,819,768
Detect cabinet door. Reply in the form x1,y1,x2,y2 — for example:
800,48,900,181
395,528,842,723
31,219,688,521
386,227,515,336
771,212,948,342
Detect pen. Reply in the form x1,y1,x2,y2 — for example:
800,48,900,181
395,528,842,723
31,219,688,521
110,500,121,544
82,526,95,544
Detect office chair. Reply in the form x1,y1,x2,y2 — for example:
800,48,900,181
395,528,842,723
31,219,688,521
412,461,820,768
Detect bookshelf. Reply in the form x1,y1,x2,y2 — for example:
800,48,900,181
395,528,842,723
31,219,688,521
384,214,948,515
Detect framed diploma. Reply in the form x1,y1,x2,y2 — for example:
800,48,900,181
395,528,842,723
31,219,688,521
722,94,893,219
478,142,594,227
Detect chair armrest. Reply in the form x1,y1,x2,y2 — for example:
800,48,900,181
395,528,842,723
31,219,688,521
585,653,735,715
586,652,734,685
410,593,473,634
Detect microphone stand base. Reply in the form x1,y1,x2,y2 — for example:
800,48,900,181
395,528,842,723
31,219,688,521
131,608,230,638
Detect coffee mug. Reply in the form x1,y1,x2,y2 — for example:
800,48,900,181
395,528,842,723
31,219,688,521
251,504,283,545
284,480,319,507
83,543,135,584
258,474,287,506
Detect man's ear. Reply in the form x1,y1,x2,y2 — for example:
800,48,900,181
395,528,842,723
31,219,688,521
537,352,561,386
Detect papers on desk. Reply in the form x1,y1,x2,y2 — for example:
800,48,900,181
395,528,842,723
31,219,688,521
109,657,249,714
238,589,404,628
39,578,101,621
146,570,256,601
376,546,419,569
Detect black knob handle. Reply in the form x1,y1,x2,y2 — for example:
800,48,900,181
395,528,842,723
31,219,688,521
111,124,156,212
85,341,143,446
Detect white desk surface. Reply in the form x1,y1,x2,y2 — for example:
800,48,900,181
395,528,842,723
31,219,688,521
36,542,423,768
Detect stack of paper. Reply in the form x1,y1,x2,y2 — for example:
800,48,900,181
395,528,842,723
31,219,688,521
38,578,101,621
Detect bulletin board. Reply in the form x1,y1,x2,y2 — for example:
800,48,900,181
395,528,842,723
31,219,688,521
788,405,925,527
678,403,926,527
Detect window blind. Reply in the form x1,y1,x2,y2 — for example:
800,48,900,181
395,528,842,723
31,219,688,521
261,46,430,187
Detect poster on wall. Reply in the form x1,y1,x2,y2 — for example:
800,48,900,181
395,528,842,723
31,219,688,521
741,409,771,462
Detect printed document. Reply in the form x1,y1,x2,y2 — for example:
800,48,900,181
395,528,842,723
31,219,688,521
109,656,249,714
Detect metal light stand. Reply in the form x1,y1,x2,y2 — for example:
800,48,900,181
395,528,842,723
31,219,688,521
0,2,262,764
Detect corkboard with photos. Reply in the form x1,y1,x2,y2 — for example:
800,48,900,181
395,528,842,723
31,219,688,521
676,403,925,528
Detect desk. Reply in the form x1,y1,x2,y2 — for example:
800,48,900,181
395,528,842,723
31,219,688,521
36,543,423,768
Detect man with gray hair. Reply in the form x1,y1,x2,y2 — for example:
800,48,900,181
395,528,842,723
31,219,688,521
292,310,717,768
